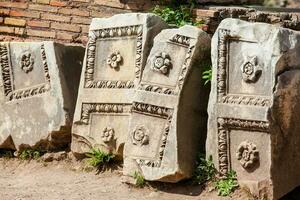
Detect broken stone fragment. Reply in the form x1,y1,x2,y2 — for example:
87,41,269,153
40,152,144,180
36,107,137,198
71,13,169,158
207,18,300,200
0,42,84,151
123,25,211,183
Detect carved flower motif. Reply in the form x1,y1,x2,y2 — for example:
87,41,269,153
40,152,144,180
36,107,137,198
131,126,149,146
152,52,172,75
20,52,34,73
101,127,115,143
107,51,122,69
241,56,262,83
236,141,259,169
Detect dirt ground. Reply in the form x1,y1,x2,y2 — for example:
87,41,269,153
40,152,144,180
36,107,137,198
0,152,297,200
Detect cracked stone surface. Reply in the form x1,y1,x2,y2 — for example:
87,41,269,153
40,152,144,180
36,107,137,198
71,13,168,158
0,42,84,151
123,25,211,182
207,18,300,200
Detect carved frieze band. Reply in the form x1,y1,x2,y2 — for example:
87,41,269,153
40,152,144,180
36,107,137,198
217,117,269,176
0,43,51,101
132,102,173,168
80,103,131,124
84,25,143,89
138,34,194,96
217,29,271,107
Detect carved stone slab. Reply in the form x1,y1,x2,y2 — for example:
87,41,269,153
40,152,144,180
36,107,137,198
71,13,168,157
123,25,211,182
0,42,84,150
207,19,300,199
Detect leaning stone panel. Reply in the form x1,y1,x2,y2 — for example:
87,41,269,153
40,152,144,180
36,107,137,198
207,18,300,199
71,13,168,157
123,25,211,182
0,42,84,150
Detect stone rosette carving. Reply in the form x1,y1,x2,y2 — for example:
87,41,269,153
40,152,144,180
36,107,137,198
131,126,149,146
101,127,115,143
236,141,259,169
107,51,122,69
20,52,34,73
241,56,262,83
152,52,172,75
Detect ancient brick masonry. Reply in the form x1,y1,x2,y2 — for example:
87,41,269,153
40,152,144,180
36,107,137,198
206,18,300,200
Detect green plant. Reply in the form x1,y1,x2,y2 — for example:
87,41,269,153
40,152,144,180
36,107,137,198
202,69,212,85
215,170,239,196
85,148,115,168
152,4,202,27
19,149,44,160
193,154,215,185
132,171,145,187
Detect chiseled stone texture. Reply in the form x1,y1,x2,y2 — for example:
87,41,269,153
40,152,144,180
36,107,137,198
197,0,263,4
123,25,211,182
71,13,168,158
0,42,84,151
207,18,300,199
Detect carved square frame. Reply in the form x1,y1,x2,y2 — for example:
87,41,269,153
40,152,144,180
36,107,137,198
84,25,144,89
217,117,269,176
217,29,271,107
131,102,173,168
138,34,194,96
0,43,51,102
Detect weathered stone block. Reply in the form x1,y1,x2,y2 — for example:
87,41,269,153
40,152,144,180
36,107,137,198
71,13,168,157
197,0,263,4
0,42,84,150
207,18,300,199
123,25,211,182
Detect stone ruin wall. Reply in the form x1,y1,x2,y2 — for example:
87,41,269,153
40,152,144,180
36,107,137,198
1,0,300,46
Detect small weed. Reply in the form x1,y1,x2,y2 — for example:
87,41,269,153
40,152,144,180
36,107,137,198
215,170,239,197
85,148,115,168
193,154,216,185
132,171,145,187
202,69,212,85
19,149,45,160
152,5,203,27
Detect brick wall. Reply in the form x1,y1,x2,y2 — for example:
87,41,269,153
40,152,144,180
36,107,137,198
0,0,157,45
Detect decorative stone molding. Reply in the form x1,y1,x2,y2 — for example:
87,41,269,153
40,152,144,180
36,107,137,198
138,34,194,96
152,52,172,75
80,103,131,124
20,51,34,73
217,29,271,107
132,102,173,168
0,43,51,102
236,140,259,169
241,56,262,83
217,117,269,176
107,51,122,69
131,126,149,146
101,127,115,143
84,25,143,89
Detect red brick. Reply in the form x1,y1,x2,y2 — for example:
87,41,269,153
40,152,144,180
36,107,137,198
4,18,26,27
72,16,91,25
56,31,78,40
73,0,90,2
0,2,28,9
0,26,15,34
91,10,115,18
9,10,40,18
15,27,25,35
0,17,3,24
94,0,124,9
29,4,58,13
50,0,68,7
80,25,89,33
37,0,50,4
41,13,71,22
27,29,56,38
193,9,219,18
0,9,10,16
27,20,50,28
58,8,89,16
51,22,81,32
